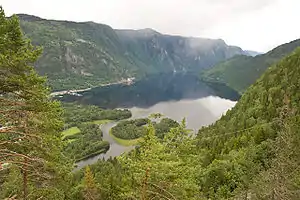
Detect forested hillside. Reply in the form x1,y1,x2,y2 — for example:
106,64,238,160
195,47,300,198
201,39,300,93
18,14,139,91
18,14,246,90
69,49,300,199
1,7,300,200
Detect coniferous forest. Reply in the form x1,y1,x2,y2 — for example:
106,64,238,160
1,6,300,200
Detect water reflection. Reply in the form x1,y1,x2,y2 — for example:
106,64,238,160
68,73,238,169
60,73,240,109
75,96,236,169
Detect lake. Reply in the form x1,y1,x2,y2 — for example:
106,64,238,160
62,73,238,169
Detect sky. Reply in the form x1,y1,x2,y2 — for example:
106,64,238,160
1,0,300,52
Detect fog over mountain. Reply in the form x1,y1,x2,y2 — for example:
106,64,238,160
2,0,300,52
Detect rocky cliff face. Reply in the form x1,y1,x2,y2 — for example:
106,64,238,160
116,29,245,72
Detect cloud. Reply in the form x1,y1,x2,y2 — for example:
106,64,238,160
1,0,299,51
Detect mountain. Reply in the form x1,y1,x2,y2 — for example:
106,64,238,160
201,39,300,93
245,50,263,56
116,29,245,72
18,14,246,90
18,14,140,91
195,47,300,199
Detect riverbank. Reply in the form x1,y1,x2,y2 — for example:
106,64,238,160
109,129,141,146
51,77,135,97
74,121,136,169
75,146,109,162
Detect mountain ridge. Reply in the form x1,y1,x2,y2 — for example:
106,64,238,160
201,38,300,93
18,14,248,90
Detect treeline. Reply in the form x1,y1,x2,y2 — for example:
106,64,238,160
63,103,132,127
111,118,179,140
111,118,149,139
63,124,109,161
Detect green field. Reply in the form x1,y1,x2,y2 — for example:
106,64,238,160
62,120,111,140
62,127,81,139
109,130,141,146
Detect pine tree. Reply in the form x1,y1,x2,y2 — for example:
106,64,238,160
83,166,100,200
120,121,199,200
0,7,72,199
248,102,300,200
0,166,22,199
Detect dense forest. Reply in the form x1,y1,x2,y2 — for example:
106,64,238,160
110,117,179,140
111,118,149,140
63,123,110,161
1,7,300,200
63,103,132,127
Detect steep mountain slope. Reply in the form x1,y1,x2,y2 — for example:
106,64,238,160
201,39,300,93
18,14,246,90
196,48,300,198
116,29,245,72
18,14,140,91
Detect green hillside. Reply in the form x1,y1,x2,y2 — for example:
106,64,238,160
201,39,300,93
195,47,300,198
18,14,246,91
18,14,140,91
66,49,300,200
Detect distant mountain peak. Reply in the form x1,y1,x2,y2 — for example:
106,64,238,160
16,14,43,22
115,28,161,38
138,28,159,34
245,50,263,57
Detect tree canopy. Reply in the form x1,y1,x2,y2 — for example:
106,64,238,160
0,7,71,199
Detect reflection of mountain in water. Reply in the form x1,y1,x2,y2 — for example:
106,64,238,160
60,73,240,109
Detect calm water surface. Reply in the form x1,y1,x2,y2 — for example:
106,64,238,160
66,73,239,169
75,95,236,169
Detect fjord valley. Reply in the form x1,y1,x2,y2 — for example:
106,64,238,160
18,14,248,91
1,4,300,200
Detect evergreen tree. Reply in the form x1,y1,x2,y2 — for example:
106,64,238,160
0,7,72,199
120,121,199,200
83,166,100,200
0,166,22,199
247,103,300,200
